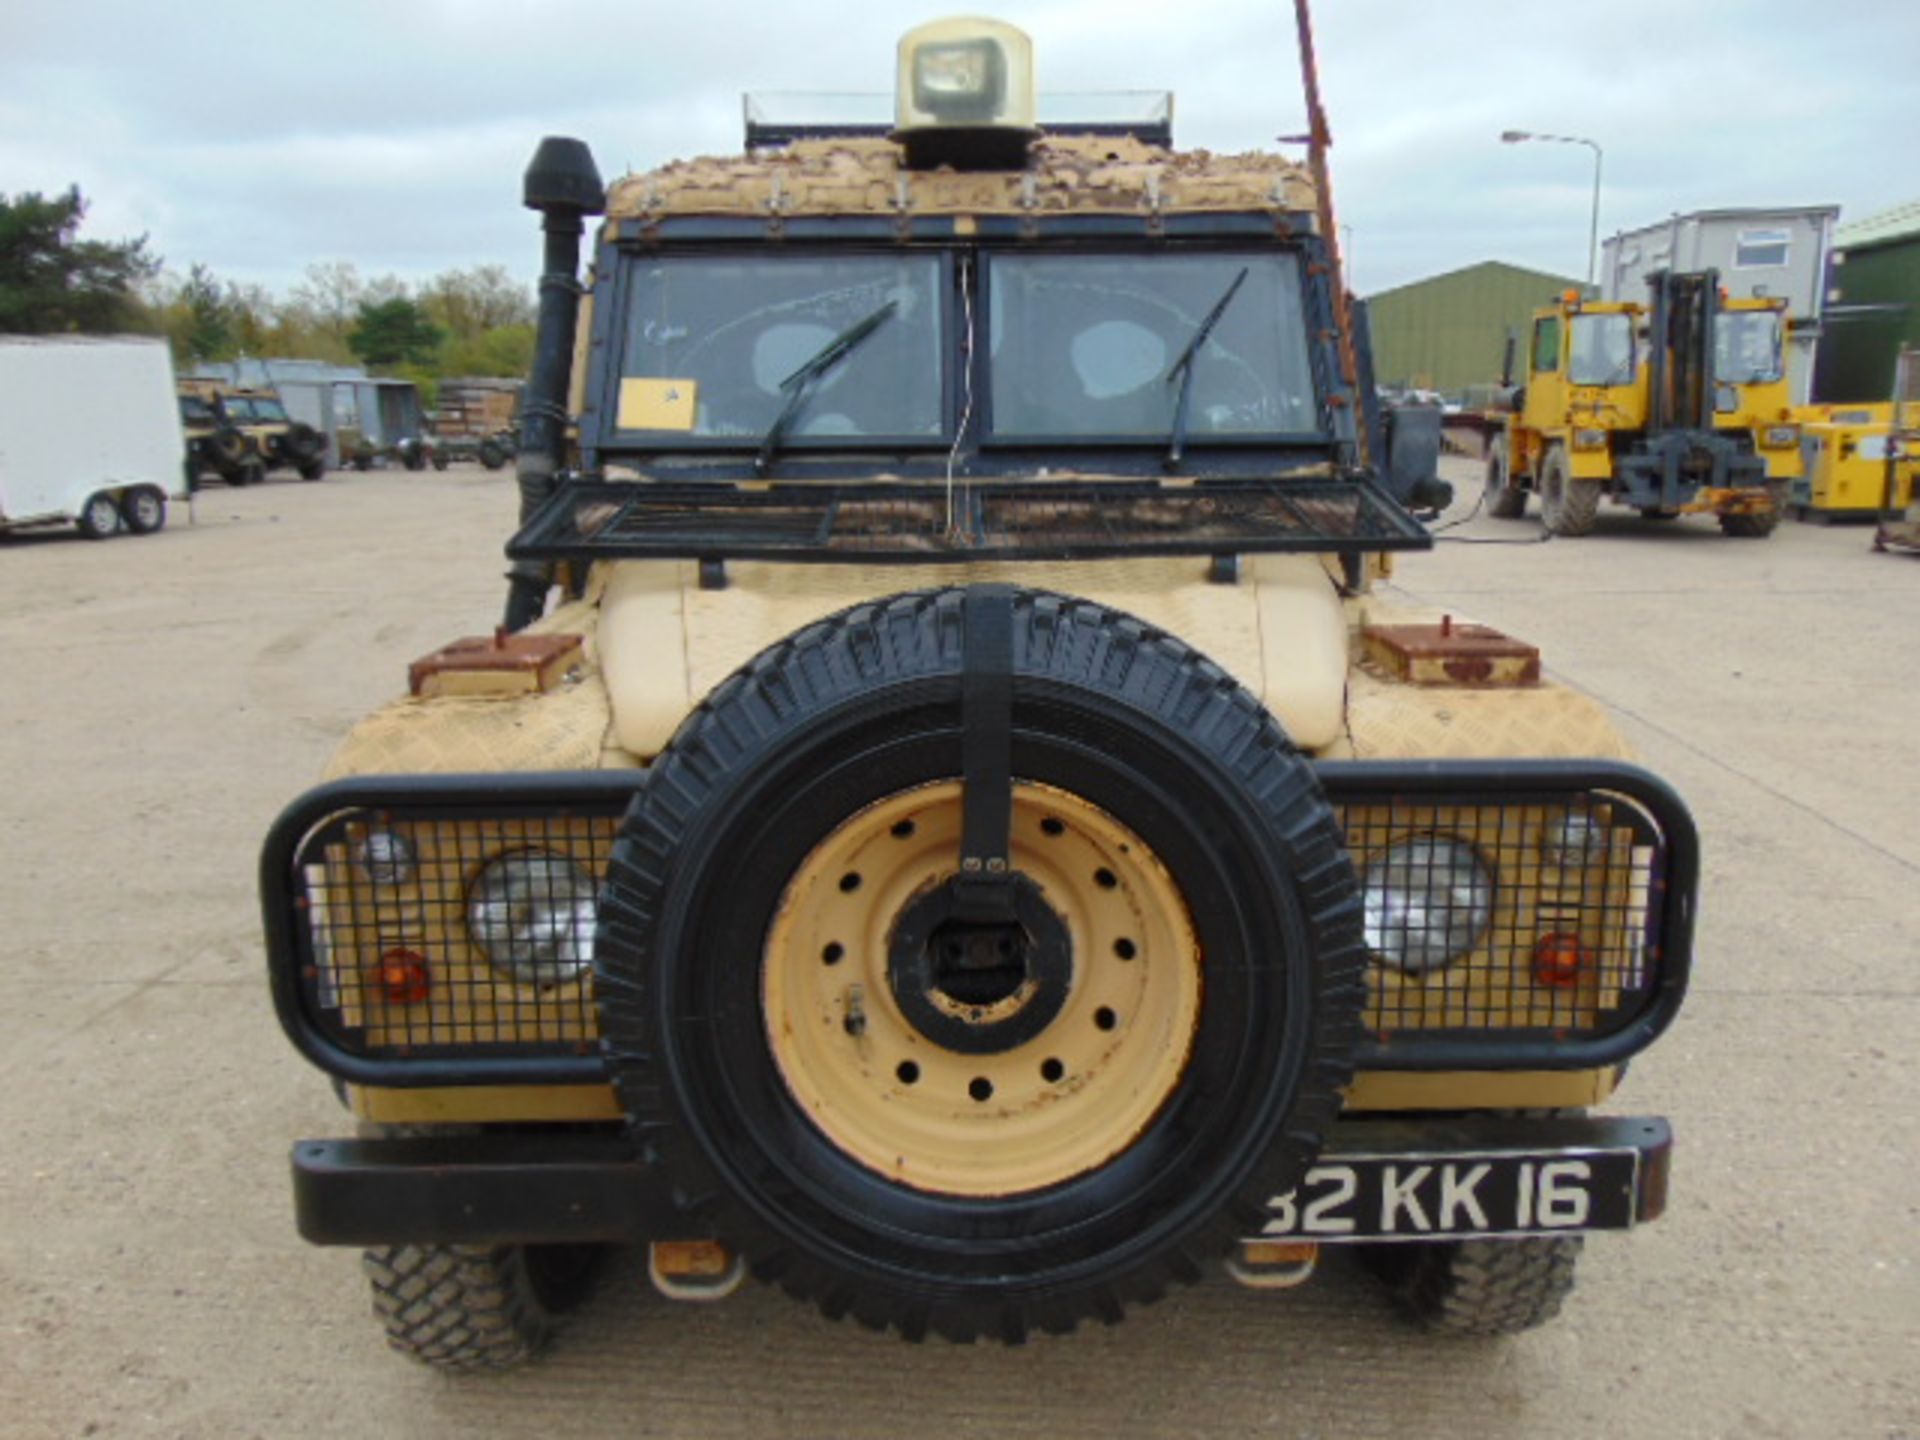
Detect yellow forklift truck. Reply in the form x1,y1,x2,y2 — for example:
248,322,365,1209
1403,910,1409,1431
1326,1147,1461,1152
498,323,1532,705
1486,273,1794,536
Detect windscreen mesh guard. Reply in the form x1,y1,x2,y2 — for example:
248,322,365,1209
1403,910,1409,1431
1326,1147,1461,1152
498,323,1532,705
506,475,1432,565
263,764,1692,1085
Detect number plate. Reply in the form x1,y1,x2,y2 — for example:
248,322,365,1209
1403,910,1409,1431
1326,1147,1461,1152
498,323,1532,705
1262,1147,1643,1242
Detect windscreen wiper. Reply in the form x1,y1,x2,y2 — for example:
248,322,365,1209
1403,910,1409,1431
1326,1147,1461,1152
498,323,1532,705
755,299,898,476
1163,267,1249,471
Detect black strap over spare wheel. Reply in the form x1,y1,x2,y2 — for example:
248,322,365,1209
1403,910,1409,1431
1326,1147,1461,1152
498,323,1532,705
955,584,1015,923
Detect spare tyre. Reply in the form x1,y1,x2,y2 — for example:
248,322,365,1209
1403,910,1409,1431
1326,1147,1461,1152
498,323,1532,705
595,586,1366,1342
284,422,326,463
208,426,249,469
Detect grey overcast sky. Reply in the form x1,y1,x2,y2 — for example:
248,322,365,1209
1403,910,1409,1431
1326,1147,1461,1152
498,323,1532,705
3,0,1912,299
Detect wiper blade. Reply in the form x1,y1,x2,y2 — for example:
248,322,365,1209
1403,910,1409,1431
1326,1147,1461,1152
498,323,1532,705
755,299,898,476
1163,267,1249,471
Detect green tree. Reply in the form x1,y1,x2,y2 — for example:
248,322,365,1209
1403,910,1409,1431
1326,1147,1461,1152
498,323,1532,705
441,323,536,380
0,186,158,334
348,296,444,368
180,263,236,360
421,265,535,342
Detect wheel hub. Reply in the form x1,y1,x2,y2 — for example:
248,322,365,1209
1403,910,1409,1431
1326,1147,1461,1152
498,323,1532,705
886,875,1071,1055
761,779,1202,1197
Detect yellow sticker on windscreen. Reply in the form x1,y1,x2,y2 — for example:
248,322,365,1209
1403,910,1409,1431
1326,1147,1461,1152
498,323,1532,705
618,378,698,431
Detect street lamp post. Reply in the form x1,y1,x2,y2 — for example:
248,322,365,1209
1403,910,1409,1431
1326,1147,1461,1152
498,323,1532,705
1500,129,1603,291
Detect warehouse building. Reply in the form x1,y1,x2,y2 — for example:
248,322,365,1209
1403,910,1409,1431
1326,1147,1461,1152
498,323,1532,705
1812,199,1920,403
1601,205,1838,405
1364,260,1579,396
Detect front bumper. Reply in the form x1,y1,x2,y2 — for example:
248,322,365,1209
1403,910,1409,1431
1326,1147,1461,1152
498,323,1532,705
292,1114,1671,1248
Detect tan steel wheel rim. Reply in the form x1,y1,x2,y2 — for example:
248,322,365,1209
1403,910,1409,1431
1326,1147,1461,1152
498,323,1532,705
763,780,1203,1197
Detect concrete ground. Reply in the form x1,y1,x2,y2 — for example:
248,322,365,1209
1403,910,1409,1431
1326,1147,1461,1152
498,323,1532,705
1,458,1915,1439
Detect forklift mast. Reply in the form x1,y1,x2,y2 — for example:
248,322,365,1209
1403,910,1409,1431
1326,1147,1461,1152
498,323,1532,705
1645,269,1720,434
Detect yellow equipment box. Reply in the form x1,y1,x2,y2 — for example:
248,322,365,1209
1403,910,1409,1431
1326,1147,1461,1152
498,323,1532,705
1794,403,1917,519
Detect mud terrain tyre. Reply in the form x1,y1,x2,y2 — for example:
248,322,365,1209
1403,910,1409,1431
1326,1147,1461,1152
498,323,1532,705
479,438,508,470
595,587,1367,1342
1484,437,1527,518
1367,1236,1583,1336
1539,446,1601,536
362,1243,603,1371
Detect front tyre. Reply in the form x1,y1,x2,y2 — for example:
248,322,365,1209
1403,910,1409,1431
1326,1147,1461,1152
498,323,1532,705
1540,446,1602,537
1368,1237,1583,1336
77,491,121,539
595,588,1366,1342
362,1243,604,1371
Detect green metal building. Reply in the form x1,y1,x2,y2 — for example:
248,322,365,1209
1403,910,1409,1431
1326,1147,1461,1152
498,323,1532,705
1813,200,1920,403
1365,260,1580,396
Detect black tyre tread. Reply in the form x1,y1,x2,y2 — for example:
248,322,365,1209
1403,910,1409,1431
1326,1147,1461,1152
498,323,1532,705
1485,439,1527,518
1393,1237,1583,1337
363,1244,559,1371
596,588,1366,1343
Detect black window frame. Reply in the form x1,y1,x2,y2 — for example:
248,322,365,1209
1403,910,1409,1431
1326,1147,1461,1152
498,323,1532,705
974,245,1331,450
580,212,1353,483
584,243,959,457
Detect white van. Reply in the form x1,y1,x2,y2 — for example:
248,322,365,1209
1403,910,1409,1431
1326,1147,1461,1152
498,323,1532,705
0,336,188,539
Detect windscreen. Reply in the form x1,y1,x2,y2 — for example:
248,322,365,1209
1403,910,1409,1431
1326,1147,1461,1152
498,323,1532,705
618,254,945,441
986,253,1317,438
1716,310,1784,384
250,397,290,423
1568,313,1636,386
222,398,257,422
180,396,215,425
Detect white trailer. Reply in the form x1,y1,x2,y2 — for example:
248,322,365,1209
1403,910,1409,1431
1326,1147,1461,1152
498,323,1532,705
0,336,187,539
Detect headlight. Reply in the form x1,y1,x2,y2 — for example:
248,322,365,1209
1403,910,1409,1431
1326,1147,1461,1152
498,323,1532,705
1573,428,1608,450
1540,809,1609,868
1361,837,1494,974
354,829,417,886
466,851,598,987
1763,425,1798,447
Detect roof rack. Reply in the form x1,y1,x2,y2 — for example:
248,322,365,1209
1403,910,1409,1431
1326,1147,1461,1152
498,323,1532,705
508,474,1427,567
742,91,1174,150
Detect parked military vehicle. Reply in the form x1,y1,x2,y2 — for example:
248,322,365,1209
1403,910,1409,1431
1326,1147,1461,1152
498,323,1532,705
180,382,327,485
432,377,524,470
262,13,1698,1369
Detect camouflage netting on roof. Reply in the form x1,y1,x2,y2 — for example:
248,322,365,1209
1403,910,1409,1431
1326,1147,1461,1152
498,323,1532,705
605,135,1316,219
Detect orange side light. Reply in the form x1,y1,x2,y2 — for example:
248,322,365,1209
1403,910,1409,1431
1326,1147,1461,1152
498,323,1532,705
376,948,432,1005
1532,932,1587,988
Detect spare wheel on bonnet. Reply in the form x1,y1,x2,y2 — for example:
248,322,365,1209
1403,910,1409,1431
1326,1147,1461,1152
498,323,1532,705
594,586,1366,1342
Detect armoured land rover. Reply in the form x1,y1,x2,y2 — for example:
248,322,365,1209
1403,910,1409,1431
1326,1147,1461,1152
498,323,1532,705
179,382,328,485
262,15,1697,1369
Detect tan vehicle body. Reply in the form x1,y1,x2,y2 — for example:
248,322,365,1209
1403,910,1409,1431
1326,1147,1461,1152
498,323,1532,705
267,17,1695,1361
327,134,1631,1123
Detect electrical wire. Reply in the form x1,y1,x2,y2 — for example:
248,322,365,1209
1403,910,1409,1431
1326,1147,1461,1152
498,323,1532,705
944,260,976,539
1427,450,1556,545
